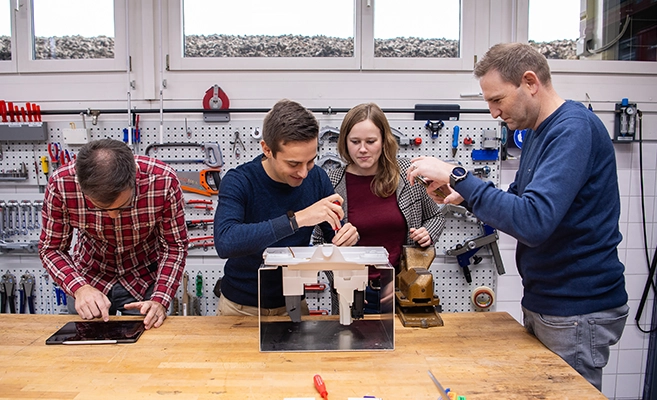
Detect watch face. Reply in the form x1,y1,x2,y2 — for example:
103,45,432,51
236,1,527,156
453,166,467,177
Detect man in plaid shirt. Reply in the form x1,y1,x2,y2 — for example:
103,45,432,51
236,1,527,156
39,139,188,329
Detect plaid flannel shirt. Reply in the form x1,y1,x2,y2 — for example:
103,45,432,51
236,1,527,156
38,155,188,309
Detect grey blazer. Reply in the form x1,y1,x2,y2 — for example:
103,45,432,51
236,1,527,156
312,158,445,246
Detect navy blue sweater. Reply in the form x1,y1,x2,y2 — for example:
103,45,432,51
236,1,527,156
214,155,335,308
456,101,627,316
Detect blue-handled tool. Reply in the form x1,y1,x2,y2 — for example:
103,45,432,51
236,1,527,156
54,283,67,306
452,125,460,157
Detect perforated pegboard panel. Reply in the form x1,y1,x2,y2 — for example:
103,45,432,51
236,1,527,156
0,116,502,314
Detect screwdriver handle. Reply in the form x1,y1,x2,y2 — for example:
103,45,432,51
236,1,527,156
41,156,49,175
313,374,328,399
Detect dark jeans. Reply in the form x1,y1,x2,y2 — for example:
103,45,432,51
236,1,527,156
67,282,155,316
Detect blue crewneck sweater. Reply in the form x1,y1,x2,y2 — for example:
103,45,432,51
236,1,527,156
456,100,627,316
214,154,335,308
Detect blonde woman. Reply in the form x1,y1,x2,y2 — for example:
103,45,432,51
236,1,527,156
314,103,445,313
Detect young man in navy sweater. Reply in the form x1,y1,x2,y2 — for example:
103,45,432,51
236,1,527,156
213,99,359,316
409,43,628,391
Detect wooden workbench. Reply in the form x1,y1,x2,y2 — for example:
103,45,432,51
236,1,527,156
0,312,604,400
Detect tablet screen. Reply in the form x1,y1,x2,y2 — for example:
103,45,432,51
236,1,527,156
45,320,146,345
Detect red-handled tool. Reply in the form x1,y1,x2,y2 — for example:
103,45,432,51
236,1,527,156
332,200,343,231
314,374,328,400
34,104,42,122
7,101,14,122
26,102,33,122
186,199,214,205
0,100,7,122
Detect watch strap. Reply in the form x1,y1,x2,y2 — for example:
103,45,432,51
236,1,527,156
286,210,299,231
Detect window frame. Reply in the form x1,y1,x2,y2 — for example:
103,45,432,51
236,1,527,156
167,0,476,72
12,0,128,73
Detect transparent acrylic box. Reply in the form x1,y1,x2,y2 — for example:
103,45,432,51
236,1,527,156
259,245,395,352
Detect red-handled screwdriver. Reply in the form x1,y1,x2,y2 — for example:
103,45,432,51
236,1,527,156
313,374,328,399
332,201,342,231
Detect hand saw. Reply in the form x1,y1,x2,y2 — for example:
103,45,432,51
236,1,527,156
176,168,221,197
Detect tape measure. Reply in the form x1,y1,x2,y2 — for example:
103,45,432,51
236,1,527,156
202,84,230,110
471,286,495,310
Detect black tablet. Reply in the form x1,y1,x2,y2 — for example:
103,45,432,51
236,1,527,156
45,320,146,345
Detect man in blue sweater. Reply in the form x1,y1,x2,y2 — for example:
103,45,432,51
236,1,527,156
409,43,628,390
214,99,359,316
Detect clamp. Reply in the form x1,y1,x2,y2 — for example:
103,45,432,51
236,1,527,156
425,120,444,139
445,224,505,283
19,273,35,314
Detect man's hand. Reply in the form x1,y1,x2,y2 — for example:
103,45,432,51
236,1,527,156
428,183,464,205
295,193,345,231
73,284,112,322
407,156,454,188
332,222,359,246
124,301,167,330
409,227,432,247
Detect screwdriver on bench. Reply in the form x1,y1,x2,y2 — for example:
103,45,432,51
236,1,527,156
314,374,328,399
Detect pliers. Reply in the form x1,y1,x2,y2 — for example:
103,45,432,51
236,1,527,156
19,273,35,314
48,142,61,169
1,272,16,313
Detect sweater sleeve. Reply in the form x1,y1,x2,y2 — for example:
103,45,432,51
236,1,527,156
456,120,592,247
213,169,294,258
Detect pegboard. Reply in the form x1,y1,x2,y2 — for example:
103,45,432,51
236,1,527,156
0,115,502,315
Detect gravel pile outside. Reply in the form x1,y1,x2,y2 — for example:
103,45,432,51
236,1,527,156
0,35,577,61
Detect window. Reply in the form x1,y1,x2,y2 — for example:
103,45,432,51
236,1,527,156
528,0,579,60
0,1,10,62
11,0,127,73
182,0,354,58
0,0,15,72
170,0,358,70
374,0,460,58
31,0,115,60
528,0,656,62
169,0,475,71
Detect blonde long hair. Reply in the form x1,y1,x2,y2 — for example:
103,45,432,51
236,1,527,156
337,103,400,198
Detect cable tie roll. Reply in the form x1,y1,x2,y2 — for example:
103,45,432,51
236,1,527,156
471,286,495,310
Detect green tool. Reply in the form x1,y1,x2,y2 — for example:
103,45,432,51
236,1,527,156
196,272,203,298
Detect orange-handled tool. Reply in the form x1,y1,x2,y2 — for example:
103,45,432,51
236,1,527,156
313,374,328,399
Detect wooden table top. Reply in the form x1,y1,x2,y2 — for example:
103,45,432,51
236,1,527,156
0,312,604,400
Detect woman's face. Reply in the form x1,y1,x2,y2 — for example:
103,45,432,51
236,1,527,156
346,119,382,176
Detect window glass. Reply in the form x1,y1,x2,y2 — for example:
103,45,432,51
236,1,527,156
32,0,115,60
182,0,354,58
528,0,579,59
0,0,10,61
529,0,656,62
374,0,460,58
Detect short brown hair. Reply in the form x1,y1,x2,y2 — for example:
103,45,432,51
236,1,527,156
338,103,400,198
76,139,136,205
262,99,319,156
474,43,552,87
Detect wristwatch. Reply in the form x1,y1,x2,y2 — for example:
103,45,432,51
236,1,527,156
287,210,299,231
449,166,468,187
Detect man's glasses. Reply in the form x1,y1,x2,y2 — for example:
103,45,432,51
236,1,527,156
85,188,136,212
